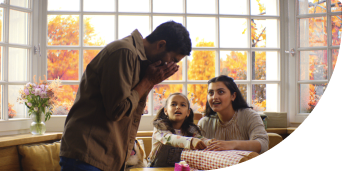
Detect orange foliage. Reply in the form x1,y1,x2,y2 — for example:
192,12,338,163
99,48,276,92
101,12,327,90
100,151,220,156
8,103,17,118
47,15,105,114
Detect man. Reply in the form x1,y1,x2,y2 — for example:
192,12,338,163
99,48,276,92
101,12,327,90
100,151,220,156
59,21,192,171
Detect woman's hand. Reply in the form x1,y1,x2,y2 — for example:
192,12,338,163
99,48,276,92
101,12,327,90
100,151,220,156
191,138,207,150
204,140,237,151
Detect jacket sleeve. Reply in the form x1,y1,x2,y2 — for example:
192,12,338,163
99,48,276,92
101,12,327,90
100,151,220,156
152,127,193,149
246,109,269,154
100,49,141,121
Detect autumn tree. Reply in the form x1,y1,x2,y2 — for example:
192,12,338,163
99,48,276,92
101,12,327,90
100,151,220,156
47,15,105,114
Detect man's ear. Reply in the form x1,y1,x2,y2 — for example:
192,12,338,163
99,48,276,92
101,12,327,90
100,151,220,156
157,40,166,50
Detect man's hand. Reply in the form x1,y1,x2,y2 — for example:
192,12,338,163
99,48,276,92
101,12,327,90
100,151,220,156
143,60,179,86
191,138,207,150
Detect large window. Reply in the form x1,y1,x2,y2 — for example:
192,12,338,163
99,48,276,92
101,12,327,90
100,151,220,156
43,0,282,121
290,0,341,123
0,0,32,121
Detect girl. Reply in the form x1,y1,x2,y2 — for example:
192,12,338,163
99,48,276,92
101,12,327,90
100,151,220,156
198,75,269,154
147,93,211,167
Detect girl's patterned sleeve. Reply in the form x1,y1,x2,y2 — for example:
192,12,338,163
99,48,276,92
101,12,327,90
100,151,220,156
153,127,193,149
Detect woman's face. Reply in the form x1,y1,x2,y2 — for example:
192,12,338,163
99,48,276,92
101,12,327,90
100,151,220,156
164,94,190,123
207,81,236,113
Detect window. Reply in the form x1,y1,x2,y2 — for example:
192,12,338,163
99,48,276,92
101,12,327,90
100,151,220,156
40,0,283,131
289,0,341,123
0,0,288,134
0,0,33,120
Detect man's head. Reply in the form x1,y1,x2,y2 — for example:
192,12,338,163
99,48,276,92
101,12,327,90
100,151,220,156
144,21,192,64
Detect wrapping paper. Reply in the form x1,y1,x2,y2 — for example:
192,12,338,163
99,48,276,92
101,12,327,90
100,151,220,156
180,149,258,170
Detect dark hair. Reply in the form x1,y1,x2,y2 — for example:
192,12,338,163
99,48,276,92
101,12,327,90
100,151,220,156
205,75,252,117
145,21,192,56
153,93,201,137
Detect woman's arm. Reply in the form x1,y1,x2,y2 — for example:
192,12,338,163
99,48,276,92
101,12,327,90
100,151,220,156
205,140,261,153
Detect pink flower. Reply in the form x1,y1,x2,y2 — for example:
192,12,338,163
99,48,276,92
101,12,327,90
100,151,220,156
26,82,35,88
40,91,47,98
27,103,32,107
24,88,30,95
35,88,42,96
34,107,38,112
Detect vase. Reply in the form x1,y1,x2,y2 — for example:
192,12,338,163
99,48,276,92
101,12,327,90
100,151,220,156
30,109,46,135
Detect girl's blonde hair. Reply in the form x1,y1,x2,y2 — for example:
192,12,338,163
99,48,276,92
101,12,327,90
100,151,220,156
153,93,201,136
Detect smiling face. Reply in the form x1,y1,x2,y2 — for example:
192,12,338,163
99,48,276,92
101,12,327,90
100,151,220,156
207,81,236,113
164,94,190,123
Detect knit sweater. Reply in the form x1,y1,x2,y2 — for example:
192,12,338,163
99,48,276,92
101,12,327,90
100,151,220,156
197,108,269,154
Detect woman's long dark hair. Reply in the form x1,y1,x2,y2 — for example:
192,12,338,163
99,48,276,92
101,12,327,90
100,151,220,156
153,93,202,137
205,75,252,117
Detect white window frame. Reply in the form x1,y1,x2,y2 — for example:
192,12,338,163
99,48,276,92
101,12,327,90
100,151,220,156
288,0,341,125
0,0,289,135
0,0,39,136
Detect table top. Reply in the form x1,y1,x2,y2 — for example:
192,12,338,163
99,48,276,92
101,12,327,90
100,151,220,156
130,167,174,171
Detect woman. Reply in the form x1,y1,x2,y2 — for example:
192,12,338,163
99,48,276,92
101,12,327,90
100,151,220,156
198,75,269,154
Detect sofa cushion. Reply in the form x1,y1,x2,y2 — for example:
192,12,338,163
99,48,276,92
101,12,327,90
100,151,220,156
18,141,61,171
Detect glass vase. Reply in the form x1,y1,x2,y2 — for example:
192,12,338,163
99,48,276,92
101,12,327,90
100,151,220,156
30,109,46,135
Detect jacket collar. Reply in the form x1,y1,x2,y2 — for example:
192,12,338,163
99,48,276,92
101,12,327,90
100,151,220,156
131,29,147,61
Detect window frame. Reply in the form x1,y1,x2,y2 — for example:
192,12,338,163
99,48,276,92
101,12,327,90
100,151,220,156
0,0,288,135
0,0,39,136
288,0,341,125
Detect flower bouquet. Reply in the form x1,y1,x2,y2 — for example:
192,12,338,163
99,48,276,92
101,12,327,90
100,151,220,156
17,75,62,135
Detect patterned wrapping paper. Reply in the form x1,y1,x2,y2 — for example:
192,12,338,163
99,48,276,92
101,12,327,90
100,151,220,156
180,149,259,170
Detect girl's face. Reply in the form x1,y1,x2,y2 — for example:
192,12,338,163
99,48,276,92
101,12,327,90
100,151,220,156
207,81,236,113
164,94,190,123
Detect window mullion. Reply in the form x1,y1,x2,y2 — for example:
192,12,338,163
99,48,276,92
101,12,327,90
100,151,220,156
79,0,83,81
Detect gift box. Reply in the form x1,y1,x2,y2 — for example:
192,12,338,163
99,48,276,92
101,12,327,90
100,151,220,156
180,150,258,170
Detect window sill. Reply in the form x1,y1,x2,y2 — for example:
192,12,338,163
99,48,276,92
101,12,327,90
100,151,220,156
0,132,62,148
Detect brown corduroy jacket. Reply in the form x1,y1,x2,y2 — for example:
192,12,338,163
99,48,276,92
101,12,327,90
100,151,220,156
60,30,148,171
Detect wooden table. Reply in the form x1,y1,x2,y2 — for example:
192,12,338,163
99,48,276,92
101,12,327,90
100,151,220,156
130,168,174,171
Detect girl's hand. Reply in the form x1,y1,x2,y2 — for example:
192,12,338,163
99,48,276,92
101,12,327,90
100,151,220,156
206,138,217,146
204,140,237,151
191,138,207,150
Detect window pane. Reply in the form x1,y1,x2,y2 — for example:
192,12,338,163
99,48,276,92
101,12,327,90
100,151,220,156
84,0,115,12
252,51,278,80
153,84,183,114
332,15,342,46
187,17,216,47
298,0,326,14
300,83,327,113
0,8,3,42
331,0,342,12
153,0,183,13
48,0,79,11
167,58,183,81
299,17,327,47
299,50,327,80
187,84,208,113
119,0,149,12
48,15,79,46
84,15,115,46
251,84,269,112
252,19,278,48
47,50,79,80
9,10,28,45
220,18,248,48
153,16,184,30
237,84,247,102
9,85,26,118
118,15,150,39
52,85,78,115
9,48,27,81
220,0,247,15
187,0,216,14
251,0,278,15
332,49,339,71
10,0,29,8
220,51,247,80
0,0,4,4
83,50,100,72
188,50,216,81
